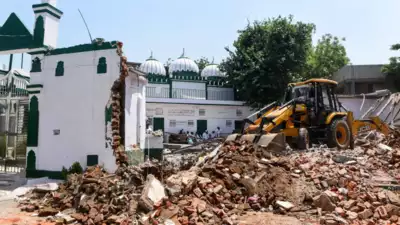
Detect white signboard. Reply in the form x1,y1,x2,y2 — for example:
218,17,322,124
167,108,195,117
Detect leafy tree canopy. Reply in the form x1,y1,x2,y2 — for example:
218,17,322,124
220,15,315,108
382,44,400,75
195,57,211,71
306,34,350,79
220,16,351,108
382,44,400,90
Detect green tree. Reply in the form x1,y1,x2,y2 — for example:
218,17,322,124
306,34,350,79
382,43,400,90
195,57,211,71
220,16,315,108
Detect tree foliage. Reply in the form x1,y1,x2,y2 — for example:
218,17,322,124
195,57,211,71
306,34,350,79
220,16,315,108
382,44,400,90
382,44,400,75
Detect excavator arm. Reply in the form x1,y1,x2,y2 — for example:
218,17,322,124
245,103,296,134
346,111,390,137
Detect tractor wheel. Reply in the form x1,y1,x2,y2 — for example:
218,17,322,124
297,128,310,150
286,136,297,149
327,119,351,149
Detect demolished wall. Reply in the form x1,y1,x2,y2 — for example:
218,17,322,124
339,92,400,127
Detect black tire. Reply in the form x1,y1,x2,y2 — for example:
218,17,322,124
327,119,351,149
286,136,298,149
297,128,309,150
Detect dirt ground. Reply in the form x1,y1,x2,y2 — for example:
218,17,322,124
0,200,55,225
237,212,316,225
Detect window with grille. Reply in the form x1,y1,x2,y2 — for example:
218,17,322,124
188,120,194,127
236,109,243,117
169,120,176,127
226,120,232,127
199,109,206,116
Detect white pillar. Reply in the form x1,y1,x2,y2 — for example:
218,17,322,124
124,77,138,150
139,85,146,149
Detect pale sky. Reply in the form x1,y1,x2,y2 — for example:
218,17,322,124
1,0,399,71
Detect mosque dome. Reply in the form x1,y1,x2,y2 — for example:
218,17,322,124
138,52,166,76
169,49,199,75
201,61,225,78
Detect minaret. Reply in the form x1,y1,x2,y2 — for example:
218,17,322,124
32,0,63,49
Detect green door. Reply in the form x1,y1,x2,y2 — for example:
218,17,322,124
196,120,207,135
234,120,243,133
153,117,164,132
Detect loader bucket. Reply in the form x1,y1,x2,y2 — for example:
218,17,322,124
224,133,258,143
224,132,286,152
256,133,286,151
225,133,240,142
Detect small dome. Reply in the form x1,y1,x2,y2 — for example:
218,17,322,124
139,52,166,76
201,63,225,78
169,49,199,74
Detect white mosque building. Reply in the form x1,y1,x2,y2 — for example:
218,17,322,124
130,50,253,136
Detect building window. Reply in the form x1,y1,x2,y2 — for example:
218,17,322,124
155,108,163,115
97,57,107,74
236,109,243,117
55,61,64,76
27,96,39,147
169,120,176,127
188,120,194,127
199,109,206,116
33,16,44,46
226,120,232,127
30,57,41,73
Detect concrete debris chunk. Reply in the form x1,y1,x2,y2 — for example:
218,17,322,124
275,200,294,210
139,174,166,212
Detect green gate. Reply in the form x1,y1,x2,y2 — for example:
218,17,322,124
234,120,243,133
196,120,207,135
153,117,164,132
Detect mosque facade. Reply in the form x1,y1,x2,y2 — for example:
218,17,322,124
130,50,254,136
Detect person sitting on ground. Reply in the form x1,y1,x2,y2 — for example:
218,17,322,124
202,130,209,140
211,131,216,138
187,136,193,144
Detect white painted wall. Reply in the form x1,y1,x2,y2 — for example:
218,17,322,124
339,96,400,126
43,0,57,6
125,75,147,150
146,103,254,135
31,49,121,172
34,12,60,49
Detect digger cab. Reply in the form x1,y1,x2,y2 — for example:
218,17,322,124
228,78,354,151
286,79,345,126
286,79,352,148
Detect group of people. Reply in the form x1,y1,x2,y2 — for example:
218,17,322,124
179,127,222,144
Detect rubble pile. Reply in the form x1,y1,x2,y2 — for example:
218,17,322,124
148,140,315,225
384,129,400,149
16,127,400,224
18,165,147,224
146,130,400,225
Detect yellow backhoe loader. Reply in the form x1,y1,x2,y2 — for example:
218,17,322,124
226,79,390,150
